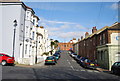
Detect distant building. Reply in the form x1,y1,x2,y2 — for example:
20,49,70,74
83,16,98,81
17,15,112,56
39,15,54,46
58,38,77,50
73,22,120,70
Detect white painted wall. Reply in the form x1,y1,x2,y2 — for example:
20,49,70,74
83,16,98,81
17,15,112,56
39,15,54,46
0,3,2,53
111,33,120,45
0,3,25,62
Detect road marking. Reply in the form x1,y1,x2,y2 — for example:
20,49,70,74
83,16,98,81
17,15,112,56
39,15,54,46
68,62,71,65
94,70,100,73
75,70,79,71
72,60,76,62
80,70,85,71
71,66,75,71
87,70,93,72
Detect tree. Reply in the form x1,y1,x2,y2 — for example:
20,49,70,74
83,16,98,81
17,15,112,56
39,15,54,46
50,40,59,49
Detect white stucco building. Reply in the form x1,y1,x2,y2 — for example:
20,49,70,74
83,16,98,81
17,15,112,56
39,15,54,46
0,0,51,65
0,0,26,62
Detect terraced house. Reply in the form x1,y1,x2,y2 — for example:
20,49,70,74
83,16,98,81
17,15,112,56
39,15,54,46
73,22,120,70
0,0,51,65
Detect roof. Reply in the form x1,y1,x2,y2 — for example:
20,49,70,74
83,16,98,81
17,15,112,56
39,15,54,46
0,0,21,2
25,5,35,14
75,22,120,45
108,22,120,30
33,15,40,20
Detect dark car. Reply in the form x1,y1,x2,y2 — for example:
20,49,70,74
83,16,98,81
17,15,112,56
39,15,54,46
45,56,57,65
81,59,99,69
78,57,87,65
56,50,61,53
111,62,120,75
53,54,60,60
0,53,15,66
54,52,61,58
74,55,81,61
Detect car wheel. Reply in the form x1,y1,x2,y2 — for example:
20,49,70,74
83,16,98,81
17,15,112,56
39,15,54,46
111,69,117,74
2,60,7,66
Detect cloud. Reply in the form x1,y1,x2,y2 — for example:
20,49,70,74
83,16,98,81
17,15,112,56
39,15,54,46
47,20,76,24
39,17,89,41
110,3,118,10
58,32,85,39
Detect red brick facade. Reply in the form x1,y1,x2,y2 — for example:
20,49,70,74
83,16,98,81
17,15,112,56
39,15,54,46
73,23,120,62
58,43,74,50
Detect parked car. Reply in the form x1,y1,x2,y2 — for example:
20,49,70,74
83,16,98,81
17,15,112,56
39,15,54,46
74,55,81,61
0,53,15,66
81,59,99,69
111,62,120,75
54,52,61,58
78,57,87,65
53,54,60,60
71,53,77,58
56,50,61,53
68,50,74,54
45,56,57,65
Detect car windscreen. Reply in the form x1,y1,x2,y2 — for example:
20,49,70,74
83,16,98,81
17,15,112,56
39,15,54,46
117,62,120,66
5,55,11,57
53,54,58,56
77,55,81,58
46,57,54,60
73,53,77,55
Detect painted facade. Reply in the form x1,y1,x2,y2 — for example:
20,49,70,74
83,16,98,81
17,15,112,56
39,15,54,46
73,22,120,70
0,0,51,65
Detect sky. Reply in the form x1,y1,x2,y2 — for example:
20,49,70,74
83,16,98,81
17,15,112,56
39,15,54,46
23,1,118,42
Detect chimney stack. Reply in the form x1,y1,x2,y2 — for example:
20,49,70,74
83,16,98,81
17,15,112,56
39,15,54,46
81,36,83,40
78,38,80,41
92,26,97,33
40,26,44,28
85,32,89,37
73,38,76,40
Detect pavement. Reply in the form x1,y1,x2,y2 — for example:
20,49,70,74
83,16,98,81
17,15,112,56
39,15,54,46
96,67,110,72
15,61,45,68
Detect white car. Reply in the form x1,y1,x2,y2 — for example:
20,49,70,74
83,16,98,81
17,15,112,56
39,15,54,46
71,53,77,58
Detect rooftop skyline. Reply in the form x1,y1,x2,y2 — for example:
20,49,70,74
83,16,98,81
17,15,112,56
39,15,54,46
24,1,118,42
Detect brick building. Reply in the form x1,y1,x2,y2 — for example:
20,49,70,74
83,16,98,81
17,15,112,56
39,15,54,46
58,38,77,50
58,43,74,51
73,22,120,70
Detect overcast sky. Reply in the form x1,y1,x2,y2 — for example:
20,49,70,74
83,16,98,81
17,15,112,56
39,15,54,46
24,1,118,42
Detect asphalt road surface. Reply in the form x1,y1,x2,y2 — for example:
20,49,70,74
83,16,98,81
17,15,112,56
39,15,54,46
2,51,120,81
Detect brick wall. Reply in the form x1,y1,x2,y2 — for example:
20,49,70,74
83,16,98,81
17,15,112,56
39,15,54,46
58,43,74,50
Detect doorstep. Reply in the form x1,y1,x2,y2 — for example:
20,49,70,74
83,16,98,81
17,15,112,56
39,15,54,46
15,64,32,67
15,61,45,68
96,67,110,73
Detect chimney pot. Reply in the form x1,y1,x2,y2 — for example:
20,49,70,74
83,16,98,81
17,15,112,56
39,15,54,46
85,32,89,37
40,26,44,28
92,26,97,33
81,36,83,40
78,38,80,41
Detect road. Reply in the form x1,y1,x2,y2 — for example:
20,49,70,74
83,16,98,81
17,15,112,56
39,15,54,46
2,51,120,81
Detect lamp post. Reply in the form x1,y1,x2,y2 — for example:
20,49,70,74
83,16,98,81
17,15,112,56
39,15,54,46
12,20,17,57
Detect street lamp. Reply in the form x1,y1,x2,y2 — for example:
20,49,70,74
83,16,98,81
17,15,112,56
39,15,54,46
12,20,17,57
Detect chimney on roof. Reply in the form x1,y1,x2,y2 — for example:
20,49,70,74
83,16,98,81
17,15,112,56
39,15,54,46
85,32,89,37
92,26,97,33
81,36,83,40
40,26,44,28
73,38,76,40
78,38,80,41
